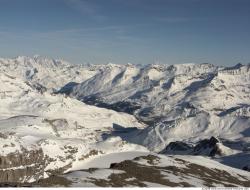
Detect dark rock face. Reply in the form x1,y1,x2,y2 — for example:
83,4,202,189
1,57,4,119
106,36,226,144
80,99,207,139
161,141,193,154
194,136,219,150
242,165,250,172
96,155,250,187
56,82,79,95
193,136,220,156
82,95,141,115
0,148,47,183
110,163,118,168
25,81,47,94
162,136,222,157
0,134,78,185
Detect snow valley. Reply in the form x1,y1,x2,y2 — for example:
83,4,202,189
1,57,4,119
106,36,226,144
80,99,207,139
0,56,249,187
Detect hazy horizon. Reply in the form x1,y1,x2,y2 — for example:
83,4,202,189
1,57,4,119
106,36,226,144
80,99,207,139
1,54,249,67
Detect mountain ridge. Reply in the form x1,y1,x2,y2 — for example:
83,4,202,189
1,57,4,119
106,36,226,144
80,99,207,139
0,55,249,186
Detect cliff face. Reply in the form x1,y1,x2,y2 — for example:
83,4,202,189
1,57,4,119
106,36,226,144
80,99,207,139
0,148,46,183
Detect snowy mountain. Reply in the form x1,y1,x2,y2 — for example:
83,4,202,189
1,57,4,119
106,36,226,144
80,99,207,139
0,56,249,187
70,63,250,123
0,70,146,183
0,55,100,91
68,61,250,171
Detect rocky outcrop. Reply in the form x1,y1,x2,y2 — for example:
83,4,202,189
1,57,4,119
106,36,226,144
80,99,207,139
162,137,223,157
160,141,193,154
0,148,47,183
243,165,250,172
193,136,221,156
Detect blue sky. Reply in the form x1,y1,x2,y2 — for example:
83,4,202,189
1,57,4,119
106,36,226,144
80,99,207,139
0,0,249,65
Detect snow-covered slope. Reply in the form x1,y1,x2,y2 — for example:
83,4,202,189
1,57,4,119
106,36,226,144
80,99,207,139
67,62,250,172
0,56,249,187
69,63,250,145
0,55,100,91
70,63,250,122
0,71,147,183
36,153,250,187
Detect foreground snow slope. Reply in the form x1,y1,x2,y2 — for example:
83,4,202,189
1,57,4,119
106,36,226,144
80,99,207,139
36,153,250,187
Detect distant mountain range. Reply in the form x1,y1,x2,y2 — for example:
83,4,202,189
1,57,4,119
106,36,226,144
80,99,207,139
0,56,249,187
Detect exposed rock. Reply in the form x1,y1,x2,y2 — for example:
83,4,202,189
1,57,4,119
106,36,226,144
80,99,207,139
84,155,250,187
243,165,250,172
161,141,193,154
162,137,223,157
193,136,220,156
0,148,47,183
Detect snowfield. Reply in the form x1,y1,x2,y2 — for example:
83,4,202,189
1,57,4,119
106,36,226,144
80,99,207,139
57,153,250,187
0,69,147,183
68,61,250,171
0,56,249,187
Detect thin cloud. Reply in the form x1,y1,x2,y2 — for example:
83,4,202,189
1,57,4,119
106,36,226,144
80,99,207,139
155,17,192,23
155,16,206,23
64,0,106,21
0,25,143,50
21,23,148,40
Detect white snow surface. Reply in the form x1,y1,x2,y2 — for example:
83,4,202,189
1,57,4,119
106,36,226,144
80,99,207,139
68,62,250,155
63,153,250,187
69,151,149,171
0,56,249,185
0,68,147,177
0,55,99,91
